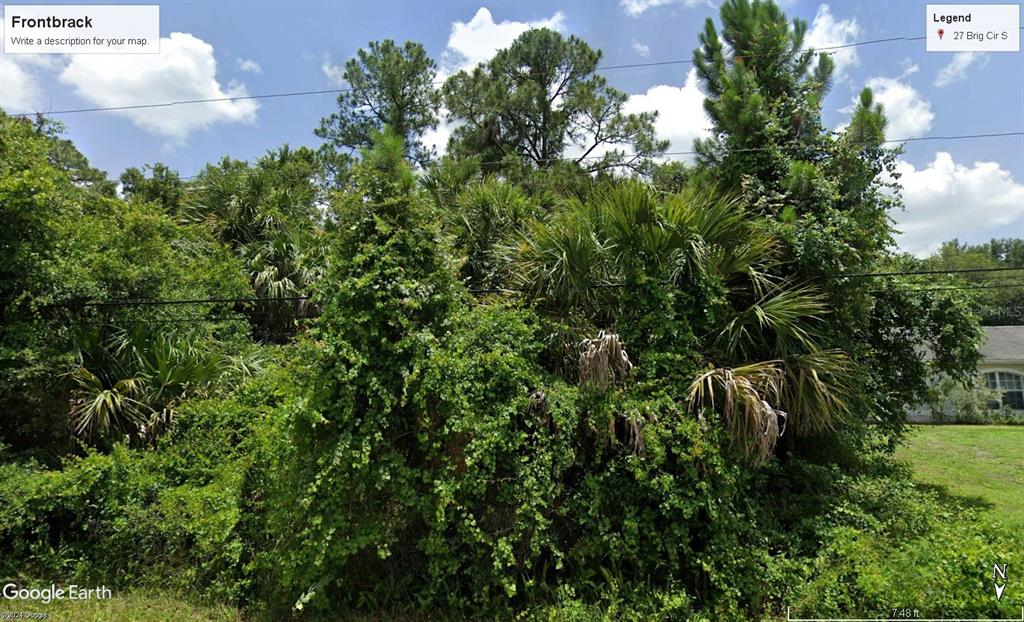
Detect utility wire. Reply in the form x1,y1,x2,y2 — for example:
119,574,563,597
167,129,1022,181
469,281,1024,295
140,313,317,324
50,280,1024,322
481,131,1024,163
841,266,1024,279
48,268,1024,307
877,283,1024,293
46,295,313,309
11,29,1023,119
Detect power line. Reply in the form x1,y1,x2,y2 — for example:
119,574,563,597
136,312,318,324
52,269,1024,306
52,295,312,308
491,131,1024,164
881,283,1024,293
841,266,1024,279
12,29,1023,119
45,278,1024,316
167,128,1022,181
594,34,926,71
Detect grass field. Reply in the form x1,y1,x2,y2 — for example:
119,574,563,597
21,592,241,621
898,424,1024,529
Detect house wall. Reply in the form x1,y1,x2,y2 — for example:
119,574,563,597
979,362,1024,416
907,362,1024,423
980,362,1024,375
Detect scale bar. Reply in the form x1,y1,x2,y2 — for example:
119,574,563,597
787,606,1024,622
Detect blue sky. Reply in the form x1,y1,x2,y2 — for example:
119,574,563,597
2,0,1022,255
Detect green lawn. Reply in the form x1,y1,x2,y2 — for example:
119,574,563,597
23,592,241,621
898,425,1024,529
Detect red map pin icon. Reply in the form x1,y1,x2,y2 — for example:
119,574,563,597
938,28,945,39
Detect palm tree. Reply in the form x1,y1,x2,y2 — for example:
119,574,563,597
67,326,234,443
509,180,852,460
442,178,542,289
183,152,326,341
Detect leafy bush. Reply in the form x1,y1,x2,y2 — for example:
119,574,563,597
785,463,1023,619
0,387,288,602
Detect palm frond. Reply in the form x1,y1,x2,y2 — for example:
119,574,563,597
687,361,786,462
579,331,633,389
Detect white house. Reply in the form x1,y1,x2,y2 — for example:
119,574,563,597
978,326,1024,411
909,325,1024,422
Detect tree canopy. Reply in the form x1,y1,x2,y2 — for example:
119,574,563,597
315,39,440,176
0,2,1011,619
443,28,667,174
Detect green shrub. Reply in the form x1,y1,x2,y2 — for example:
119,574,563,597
787,463,1023,618
0,391,286,601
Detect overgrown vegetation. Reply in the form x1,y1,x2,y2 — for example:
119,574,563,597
1,1,1018,619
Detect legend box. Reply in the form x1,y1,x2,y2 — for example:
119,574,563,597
926,4,1020,52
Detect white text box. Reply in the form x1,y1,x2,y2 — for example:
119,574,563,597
926,4,1020,52
4,5,160,54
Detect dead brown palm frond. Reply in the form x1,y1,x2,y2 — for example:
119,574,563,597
578,331,633,389
687,361,788,462
527,388,552,432
622,415,646,457
779,349,853,435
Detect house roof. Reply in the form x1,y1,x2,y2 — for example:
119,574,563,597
981,326,1024,362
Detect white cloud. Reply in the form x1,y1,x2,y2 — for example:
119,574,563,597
321,54,345,86
632,40,651,58
804,4,861,81
894,153,1024,256
0,56,47,112
236,58,262,74
422,111,457,159
934,52,988,87
441,7,565,74
896,58,919,79
619,0,711,17
58,32,258,144
431,6,566,155
561,68,710,166
0,18,50,112
862,76,933,140
623,68,711,159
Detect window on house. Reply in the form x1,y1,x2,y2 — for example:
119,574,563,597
983,371,1024,410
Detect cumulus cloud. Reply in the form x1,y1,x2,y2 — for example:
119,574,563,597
623,68,711,159
619,0,711,17
441,7,565,75
321,54,346,86
0,56,47,112
896,58,919,79
237,58,262,74
860,76,934,140
58,32,258,144
804,4,861,81
632,40,651,57
0,19,51,112
429,7,567,156
934,52,988,87
893,153,1024,256
561,68,711,167
422,113,457,159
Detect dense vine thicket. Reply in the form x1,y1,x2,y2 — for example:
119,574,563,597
0,1,1016,619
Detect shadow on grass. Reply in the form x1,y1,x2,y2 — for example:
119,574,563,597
913,481,995,512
